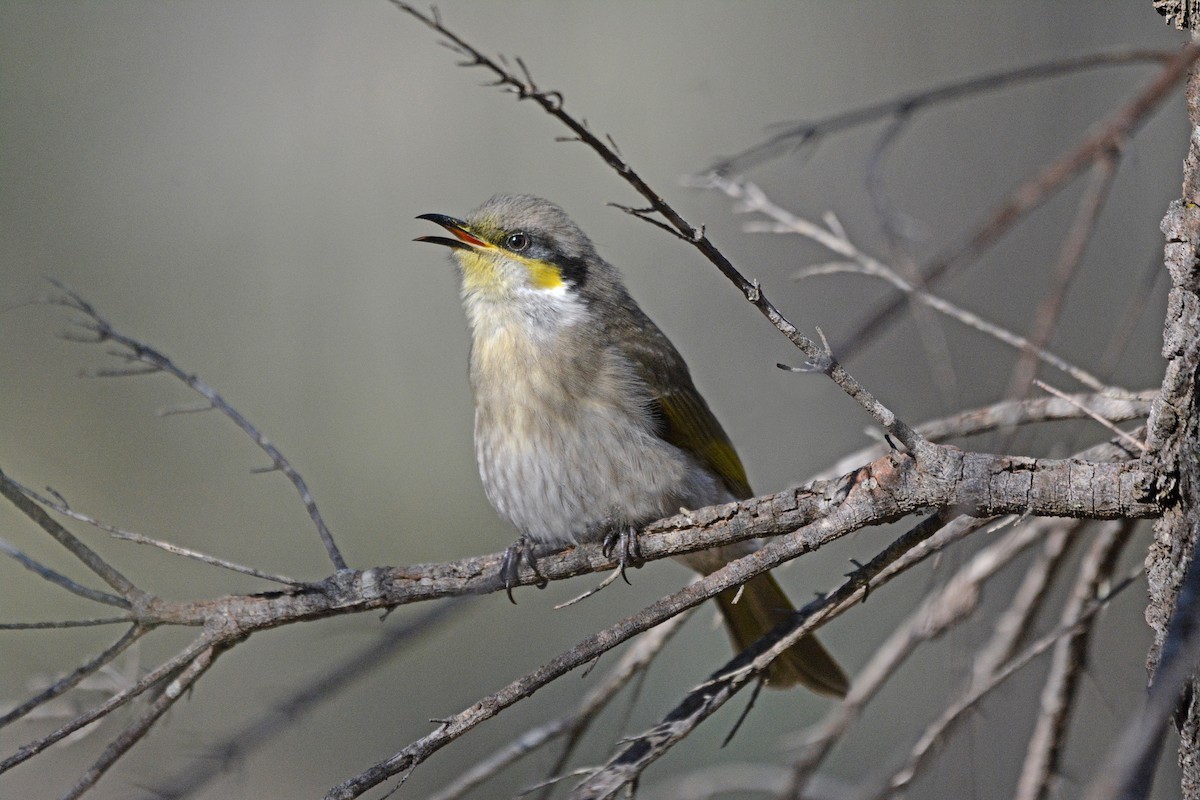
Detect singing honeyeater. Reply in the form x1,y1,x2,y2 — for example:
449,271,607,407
416,194,848,695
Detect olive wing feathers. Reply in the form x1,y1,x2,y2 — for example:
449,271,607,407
607,304,752,501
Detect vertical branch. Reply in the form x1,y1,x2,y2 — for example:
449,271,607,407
785,516,1034,795
1015,522,1133,800
1006,154,1121,398
1142,26,1200,798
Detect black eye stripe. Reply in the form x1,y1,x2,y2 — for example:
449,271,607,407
499,230,589,287
555,253,589,286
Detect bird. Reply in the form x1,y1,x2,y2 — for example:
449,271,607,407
416,194,848,695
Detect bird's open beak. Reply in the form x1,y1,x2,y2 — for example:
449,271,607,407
415,213,493,252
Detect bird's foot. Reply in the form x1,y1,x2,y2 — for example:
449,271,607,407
500,535,548,603
602,525,643,586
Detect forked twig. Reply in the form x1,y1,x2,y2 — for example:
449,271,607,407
693,174,1114,394
836,44,1200,362
42,279,347,571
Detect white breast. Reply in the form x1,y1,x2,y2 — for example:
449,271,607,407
466,293,723,545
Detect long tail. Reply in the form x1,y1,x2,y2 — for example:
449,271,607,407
714,572,849,695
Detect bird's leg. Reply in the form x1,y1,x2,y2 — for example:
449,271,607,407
602,525,643,585
500,535,548,603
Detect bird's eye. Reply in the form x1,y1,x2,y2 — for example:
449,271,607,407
505,232,531,252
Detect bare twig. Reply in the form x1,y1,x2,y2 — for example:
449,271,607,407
0,471,140,602
972,525,1079,682
877,563,1142,799
0,624,147,728
103,530,306,587
6,478,306,587
819,394,1152,482
785,515,1038,793
43,279,347,571
836,43,1200,362
427,611,690,800
1016,522,1134,800
710,48,1174,174
61,642,222,800
0,618,133,630
693,175,1114,394
0,633,217,774
130,600,466,799
1034,380,1148,452
1007,155,1121,398
0,536,128,608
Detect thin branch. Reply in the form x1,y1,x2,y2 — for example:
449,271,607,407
145,600,467,800
0,470,140,602
103,530,307,587
1034,380,1148,452
836,43,1200,362
785,515,1038,794
1007,155,1121,398
0,536,129,608
972,526,1079,683
61,642,222,800
7,478,306,586
566,511,958,800
876,563,1142,800
1016,522,1134,800
427,611,691,800
43,279,347,571
0,625,147,728
710,48,1174,174
0,618,133,630
0,633,217,774
693,175,1113,394
819,395,1152,482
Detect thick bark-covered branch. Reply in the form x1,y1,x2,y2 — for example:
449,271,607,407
5,450,1151,639
1138,24,1200,798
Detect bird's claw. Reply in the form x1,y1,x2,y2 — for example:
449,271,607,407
500,535,547,603
602,525,643,585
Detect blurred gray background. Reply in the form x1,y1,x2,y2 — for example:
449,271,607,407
0,2,1187,798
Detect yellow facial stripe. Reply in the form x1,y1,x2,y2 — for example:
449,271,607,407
456,248,564,293
523,257,565,291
